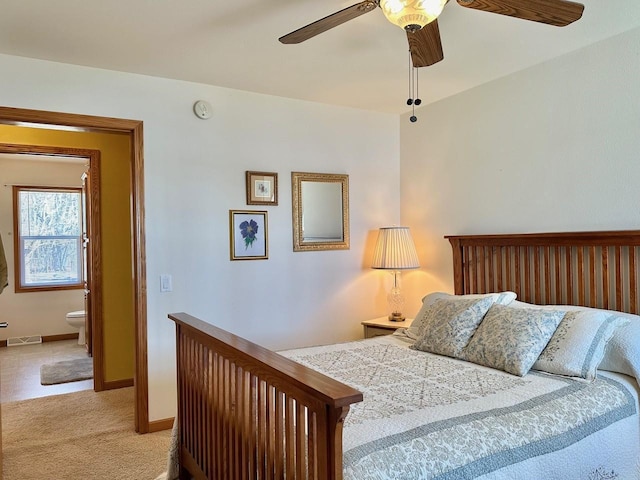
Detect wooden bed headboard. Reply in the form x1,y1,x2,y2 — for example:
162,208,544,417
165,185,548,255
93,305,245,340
446,230,640,315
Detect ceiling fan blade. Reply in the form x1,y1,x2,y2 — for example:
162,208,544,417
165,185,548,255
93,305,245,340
456,0,584,27
279,1,378,44
407,20,444,68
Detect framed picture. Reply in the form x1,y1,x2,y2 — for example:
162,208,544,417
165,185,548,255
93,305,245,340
229,210,268,260
246,171,278,205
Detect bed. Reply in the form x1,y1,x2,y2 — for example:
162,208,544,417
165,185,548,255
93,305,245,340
168,230,640,479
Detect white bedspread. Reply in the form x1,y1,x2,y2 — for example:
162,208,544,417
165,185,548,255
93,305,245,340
281,335,640,480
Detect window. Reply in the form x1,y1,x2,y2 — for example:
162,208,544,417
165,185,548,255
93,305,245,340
13,186,83,292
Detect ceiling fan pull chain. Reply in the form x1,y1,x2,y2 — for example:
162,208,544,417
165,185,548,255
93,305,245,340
414,67,422,106
407,49,414,106
410,63,418,122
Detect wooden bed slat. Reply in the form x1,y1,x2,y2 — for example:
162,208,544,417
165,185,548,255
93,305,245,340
285,396,294,478
462,245,470,294
602,246,609,309
514,247,521,297
524,247,529,299
533,247,541,304
554,246,562,303
577,247,585,306
566,248,573,305
543,246,551,304
631,247,637,313
296,402,306,478
488,246,495,292
498,248,502,292
310,411,317,479
615,246,623,311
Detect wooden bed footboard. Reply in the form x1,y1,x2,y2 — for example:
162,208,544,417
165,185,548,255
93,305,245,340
169,312,363,480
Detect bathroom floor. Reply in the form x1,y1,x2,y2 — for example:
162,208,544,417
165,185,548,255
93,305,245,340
0,339,93,403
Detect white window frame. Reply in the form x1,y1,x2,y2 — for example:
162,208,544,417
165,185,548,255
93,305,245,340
13,186,84,293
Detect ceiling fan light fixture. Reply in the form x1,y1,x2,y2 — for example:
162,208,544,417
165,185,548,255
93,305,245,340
380,0,447,31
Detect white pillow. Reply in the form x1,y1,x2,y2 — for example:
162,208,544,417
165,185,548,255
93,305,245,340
403,291,517,340
410,296,494,358
532,310,627,381
599,318,640,382
461,304,565,376
511,301,639,383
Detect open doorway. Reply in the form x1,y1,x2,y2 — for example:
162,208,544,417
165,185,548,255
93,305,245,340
0,147,101,394
0,107,149,434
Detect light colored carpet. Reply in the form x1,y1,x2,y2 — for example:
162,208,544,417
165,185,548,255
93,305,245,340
2,387,171,479
40,357,93,385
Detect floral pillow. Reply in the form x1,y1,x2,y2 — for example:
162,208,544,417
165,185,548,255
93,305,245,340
532,310,628,381
461,304,565,376
410,296,494,358
403,291,517,341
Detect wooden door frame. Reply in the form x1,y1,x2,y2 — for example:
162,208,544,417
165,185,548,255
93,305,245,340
0,106,149,433
1,144,105,389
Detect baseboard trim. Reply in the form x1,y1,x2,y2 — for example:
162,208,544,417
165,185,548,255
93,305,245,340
149,417,175,433
0,333,79,348
102,378,134,390
43,333,79,343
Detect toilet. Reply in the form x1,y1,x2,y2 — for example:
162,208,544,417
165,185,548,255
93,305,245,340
65,310,86,346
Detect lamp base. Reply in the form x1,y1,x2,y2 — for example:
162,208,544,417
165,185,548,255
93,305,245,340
388,312,406,322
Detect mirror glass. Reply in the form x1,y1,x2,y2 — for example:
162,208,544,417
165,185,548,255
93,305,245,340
292,172,349,251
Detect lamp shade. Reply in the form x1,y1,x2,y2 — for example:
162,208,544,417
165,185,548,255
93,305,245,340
371,227,420,270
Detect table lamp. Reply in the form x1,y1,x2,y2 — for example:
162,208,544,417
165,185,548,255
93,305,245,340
371,226,420,321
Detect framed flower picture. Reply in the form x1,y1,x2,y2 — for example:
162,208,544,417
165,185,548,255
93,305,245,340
229,210,268,260
246,171,278,205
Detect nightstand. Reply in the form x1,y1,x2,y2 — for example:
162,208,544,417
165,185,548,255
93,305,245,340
362,317,414,339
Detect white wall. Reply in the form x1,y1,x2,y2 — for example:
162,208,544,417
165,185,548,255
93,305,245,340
399,27,640,315
0,54,401,420
0,157,86,339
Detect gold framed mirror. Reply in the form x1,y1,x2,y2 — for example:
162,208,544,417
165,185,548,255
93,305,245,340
291,172,349,252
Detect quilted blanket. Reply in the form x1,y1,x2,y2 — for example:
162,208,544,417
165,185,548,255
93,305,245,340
281,335,639,480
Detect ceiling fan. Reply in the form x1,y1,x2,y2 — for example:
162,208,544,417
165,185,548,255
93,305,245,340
279,0,585,68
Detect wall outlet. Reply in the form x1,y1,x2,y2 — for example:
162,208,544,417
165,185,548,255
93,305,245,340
160,274,173,292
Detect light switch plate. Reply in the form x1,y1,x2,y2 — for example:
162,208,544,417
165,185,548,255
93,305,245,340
160,274,173,292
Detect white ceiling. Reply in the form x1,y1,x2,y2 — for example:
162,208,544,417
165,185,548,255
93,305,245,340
1,1,639,114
